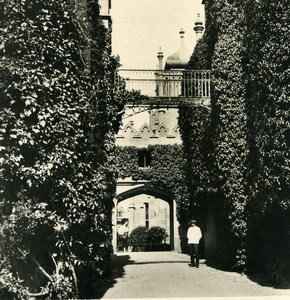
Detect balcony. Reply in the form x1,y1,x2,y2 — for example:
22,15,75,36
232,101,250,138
115,69,211,107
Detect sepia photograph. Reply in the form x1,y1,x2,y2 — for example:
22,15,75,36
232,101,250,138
0,0,290,299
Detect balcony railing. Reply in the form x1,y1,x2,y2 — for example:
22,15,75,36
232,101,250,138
115,69,211,102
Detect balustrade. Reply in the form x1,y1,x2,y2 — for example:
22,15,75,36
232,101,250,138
115,69,211,100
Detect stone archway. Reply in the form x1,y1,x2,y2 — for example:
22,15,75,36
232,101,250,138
113,180,181,253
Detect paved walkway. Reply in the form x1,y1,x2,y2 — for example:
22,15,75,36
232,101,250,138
102,252,290,299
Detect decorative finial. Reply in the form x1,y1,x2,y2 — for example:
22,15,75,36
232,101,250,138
193,14,204,41
179,28,185,39
195,13,203,25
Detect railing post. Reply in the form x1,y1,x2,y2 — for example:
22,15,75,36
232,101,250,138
168,72,171,101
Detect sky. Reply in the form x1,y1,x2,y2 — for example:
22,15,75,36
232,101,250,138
111,0,205,69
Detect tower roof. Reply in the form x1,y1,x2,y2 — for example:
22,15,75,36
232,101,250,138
165,29,188,70
193,13,204,35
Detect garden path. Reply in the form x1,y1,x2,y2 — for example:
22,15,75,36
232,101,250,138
102,252,290,299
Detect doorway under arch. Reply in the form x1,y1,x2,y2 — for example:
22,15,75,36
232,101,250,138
113,184,180,252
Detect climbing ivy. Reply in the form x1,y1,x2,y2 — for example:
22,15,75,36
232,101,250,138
178,106,213,221
114,144,190,225
243,0,290,280
181,0,290,278
182,0,249,270
0,0,123,298
209,0,249,270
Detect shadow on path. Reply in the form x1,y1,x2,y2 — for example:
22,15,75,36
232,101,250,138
204,259,229,272
246,272,290,290
95,253,190,298
110,254,134,279
94,254,134,299
97,253,290,298
205,259,288,290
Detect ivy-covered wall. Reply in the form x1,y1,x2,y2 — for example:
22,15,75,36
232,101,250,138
180,0,290,281
243,0,290,283
210,0,249,270
114,144,190,226
0,0,124,298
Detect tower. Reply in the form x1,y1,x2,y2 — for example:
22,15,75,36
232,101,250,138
193,13,204,42
157,48,164,70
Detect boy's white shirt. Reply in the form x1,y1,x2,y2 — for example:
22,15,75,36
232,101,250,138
187,226,202,244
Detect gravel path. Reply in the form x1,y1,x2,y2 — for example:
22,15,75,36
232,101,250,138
102,252,290,299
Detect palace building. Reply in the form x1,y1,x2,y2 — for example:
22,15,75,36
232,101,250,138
113,16,205,252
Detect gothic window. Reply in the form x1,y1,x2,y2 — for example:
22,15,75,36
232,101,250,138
138,149,151,168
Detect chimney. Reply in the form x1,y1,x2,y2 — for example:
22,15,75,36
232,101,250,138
193,13,204,42
157,47,164,70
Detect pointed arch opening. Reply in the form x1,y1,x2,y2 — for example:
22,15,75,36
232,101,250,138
115,185,175,251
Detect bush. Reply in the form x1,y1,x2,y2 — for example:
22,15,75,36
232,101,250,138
147,226,168,244
117,233,129,251
128,226,149,251
128,226,168,251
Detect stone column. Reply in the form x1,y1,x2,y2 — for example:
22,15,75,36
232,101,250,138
173,199,181,252
112,198,118,253
128,201,136,234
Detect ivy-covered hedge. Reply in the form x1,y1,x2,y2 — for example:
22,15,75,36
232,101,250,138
181,0,290,281
0,0,124,298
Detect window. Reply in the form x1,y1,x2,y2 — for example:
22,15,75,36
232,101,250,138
138,149,151,168
0,1,5,28
144,202,149,229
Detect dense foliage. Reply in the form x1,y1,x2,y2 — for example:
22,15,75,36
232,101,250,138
147,226,168,244
128,226,167,251
128,226,149,251
209,0,249,270
0,0,124,298
243,0,290,282
178,106,213,219
181,0,290,280
114,144,191,225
